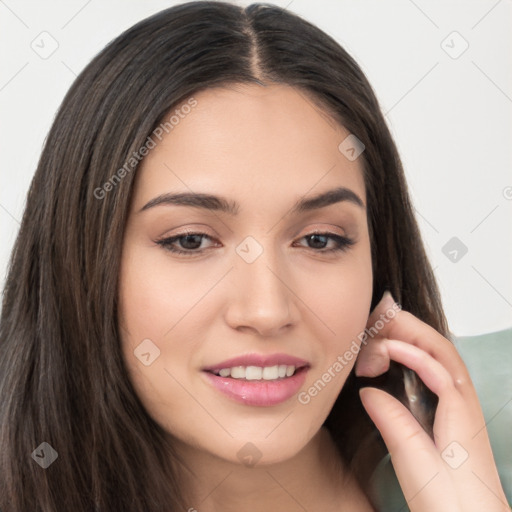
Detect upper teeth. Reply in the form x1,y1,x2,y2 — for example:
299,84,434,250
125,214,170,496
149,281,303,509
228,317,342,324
214,365,297,380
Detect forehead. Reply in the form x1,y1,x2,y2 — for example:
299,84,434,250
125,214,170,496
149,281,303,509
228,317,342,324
134,83,366,210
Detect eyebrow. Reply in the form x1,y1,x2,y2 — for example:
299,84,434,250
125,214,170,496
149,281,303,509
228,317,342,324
139,186,365,215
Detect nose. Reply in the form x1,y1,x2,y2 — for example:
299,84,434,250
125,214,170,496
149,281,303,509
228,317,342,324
224,246,299,337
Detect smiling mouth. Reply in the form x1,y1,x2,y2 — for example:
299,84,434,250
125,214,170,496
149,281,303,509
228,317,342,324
206,364,307,381
203,364,310,406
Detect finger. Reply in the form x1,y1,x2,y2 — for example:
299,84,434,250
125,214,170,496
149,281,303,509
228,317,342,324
385,339,479,443
366,292,475,399
380,339,456,396
366,292,456,362
354,336,389,377
362,339,485,444
361,387,508,511
356,335,458,390
359,387,458,511
366,290,401,330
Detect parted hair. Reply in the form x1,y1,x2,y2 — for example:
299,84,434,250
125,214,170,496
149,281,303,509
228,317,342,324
0,2,449,510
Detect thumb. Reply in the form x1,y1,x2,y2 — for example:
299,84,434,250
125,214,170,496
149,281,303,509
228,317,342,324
359,387,456,511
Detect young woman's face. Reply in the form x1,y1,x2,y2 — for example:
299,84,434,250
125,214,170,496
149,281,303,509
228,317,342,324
118,83,373,465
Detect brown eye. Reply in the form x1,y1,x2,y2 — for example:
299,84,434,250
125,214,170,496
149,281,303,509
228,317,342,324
296,232,355,253
156,232,217,255
156,231,354,257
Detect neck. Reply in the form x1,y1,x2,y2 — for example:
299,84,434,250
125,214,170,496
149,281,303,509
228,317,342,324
174,427,374,512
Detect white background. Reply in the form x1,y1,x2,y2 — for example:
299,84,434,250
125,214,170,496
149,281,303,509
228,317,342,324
1,0,511,336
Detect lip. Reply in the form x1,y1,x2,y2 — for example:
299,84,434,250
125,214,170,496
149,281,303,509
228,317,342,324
202,352,309,372
202,367,309,407
201,352,310,407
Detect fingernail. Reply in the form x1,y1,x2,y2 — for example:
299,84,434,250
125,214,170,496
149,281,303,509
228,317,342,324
381,290,395,309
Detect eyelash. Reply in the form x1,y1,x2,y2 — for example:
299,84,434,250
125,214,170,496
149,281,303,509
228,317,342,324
155,230,355,257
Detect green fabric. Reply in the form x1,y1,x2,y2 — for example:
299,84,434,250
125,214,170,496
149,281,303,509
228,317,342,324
369,327,512,511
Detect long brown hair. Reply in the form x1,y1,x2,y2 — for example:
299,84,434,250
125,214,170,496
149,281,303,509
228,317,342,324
0,2,449,510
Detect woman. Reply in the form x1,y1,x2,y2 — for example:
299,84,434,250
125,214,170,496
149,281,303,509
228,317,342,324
0,2,507,510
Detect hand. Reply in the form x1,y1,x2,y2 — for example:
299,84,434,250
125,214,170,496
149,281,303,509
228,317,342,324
355,291,510,511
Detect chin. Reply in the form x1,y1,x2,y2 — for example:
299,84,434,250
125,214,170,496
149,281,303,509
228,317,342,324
225,429,315,467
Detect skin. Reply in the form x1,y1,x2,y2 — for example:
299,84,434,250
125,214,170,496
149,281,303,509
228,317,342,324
118,83,508,511
118,83,373,511
357,294,510,511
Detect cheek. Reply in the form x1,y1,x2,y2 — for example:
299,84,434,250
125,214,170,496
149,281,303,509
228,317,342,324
302,239,372,400
296,245,372,416
118,243,210,346
117,250,201,432
117,246,199,391
307,241,373,343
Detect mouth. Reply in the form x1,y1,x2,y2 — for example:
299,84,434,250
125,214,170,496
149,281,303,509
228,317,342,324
206,363,306,380
201,354,310,407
